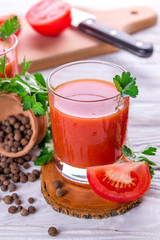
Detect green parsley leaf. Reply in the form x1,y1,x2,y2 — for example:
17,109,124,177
34,147,54,166
0,81,11,92
142,146,157,156
34,123,54,166
32,101,45,116
121,144,157,178
149,166,154,179
0,55,6,77
21,57,32,75
0,78,17,93
114,78,122,92
38,125,52,149
24,72,39,90
13,84,28,97
34,73,47,88
21,96,33,111
21,94,46,116
36,93,48,114
113,72,138,110
121,145,136,159
0,16,20,42
137,156,156,166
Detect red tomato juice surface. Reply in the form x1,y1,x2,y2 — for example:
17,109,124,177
49,79,129,169
0,43,18,78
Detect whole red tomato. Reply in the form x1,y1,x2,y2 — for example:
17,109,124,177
26,0,71,36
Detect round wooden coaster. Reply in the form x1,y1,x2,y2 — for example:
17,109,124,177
41,160,142,219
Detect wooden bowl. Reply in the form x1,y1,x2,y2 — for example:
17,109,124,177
0,93,48,157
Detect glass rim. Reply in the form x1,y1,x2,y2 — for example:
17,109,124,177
0,34,18,56
47,60,127,103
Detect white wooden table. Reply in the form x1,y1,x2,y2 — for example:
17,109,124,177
0,0,160,239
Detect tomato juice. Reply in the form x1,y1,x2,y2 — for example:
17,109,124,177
49,79,129,169
0,35,18,78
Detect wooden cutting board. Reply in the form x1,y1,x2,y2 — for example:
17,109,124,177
41,160,142,219
18,6,157,72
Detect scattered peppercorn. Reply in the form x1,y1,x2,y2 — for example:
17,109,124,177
28,174,36,182
48,227,58,237
10,165,20,174
0,174,7,181
23,162,30,169
31,156,37,162
3,195,13,204
8,183,16,192
17,157,24,165
1,185,7,191
32,169,40,178
1,162,8,168
28,206,36,214
12,193,19,200
19,171,25,177
56,188,66,197
23,154,31,161
28,197,34,204
12,174,20,183
14,198,21,205
53,180,63,189
4,167,11,174
0,153,40,218
8,206,17,214
3,179,10,186
26,172,30,177
20,208,29,216
20,175,28,183
17,206,23,212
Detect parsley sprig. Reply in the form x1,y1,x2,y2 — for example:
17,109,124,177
113,72,138,110
0,56,48,116
0,16,20,48
121,144,157,178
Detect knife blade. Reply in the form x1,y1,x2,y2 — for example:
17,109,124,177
71,8,153,57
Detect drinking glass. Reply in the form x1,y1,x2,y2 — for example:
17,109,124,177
47,60,129,183
0,34,18,78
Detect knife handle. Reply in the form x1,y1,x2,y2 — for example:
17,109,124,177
78,19,153,57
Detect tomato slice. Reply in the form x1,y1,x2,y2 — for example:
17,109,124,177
0,14,21,36
26,0,71,36
87,162,151,202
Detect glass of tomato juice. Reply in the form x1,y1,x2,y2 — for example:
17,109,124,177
0,34,18,78
47,61,129,183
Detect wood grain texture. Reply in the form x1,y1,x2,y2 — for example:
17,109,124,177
41,160,142,219
0,0,160,239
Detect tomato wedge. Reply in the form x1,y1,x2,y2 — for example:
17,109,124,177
26,0,71,36
0,14,21,36
87,162,151,202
